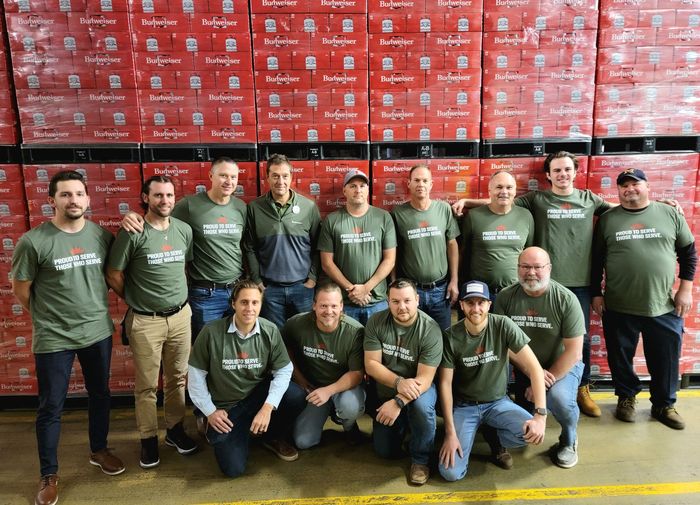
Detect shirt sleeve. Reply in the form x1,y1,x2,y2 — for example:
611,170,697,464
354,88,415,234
347,327,365,372
187,365,217,417
317,215,334,253
440,329,455,369
445,202,460,240
107,229,133,271
382,211,397,249
243,203,262,283
11,235,38,282
265,361,293,409
307,203,322,281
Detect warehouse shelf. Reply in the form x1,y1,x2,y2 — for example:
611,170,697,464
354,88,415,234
259,142,369,161
0,145,20,164
593,136,700,156
141,144,258,163
20,144,141,164
481,139,593,158
371,141,479,161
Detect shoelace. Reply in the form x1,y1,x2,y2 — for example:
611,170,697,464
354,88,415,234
621,397,636,408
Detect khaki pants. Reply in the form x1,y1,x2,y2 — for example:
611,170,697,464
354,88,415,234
126,304,191,439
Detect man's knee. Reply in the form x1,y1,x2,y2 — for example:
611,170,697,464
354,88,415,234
439,463,467,482
294,431,321,450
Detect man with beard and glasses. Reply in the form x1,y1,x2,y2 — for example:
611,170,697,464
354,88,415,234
107,175,198,469
13,171,124,505
494,247,585,469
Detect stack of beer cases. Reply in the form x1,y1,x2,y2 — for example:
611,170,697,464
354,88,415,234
130,0,255,144
0,13,19,144
141,160,260,204
481,0,598,141
251,0,369,143
0,163,33,395
5,0,141,144
367,0,482,143
587,152,699,377
595,0,700,138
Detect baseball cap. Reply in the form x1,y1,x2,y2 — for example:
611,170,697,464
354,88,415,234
343,169,369,186
459,281,491,301
616,168,647,185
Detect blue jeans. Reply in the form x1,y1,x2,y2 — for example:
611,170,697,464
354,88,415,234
602,309,683,408
293,384,365,449
343,300,388,326
206,380,306,478
439,396,531,482
514,360,583,447
372,383,437,465
417,283,452,330
34,335,113,476
189,286,234,342
567,286,592,386
260,281,314,328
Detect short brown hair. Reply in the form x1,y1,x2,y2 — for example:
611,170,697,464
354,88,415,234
388,278,417,295
543,151,578,175
231,279,263,303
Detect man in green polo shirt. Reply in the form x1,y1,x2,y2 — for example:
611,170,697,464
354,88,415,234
13,171,124,505
107,175,197,469
392,164,460,329
282,281,365,449
364,279,443,485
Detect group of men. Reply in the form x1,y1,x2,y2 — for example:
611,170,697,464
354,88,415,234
12,152,694,505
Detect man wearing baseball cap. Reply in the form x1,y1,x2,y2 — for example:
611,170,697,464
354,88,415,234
592,168,696,430
439,281,547,482
319,169,396,324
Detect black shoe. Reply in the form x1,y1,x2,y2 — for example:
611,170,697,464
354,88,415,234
651,406,686,430
165,422,199,455
140,436,160,469
345,423,369,446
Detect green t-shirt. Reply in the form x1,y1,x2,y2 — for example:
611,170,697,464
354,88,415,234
594,202,694,317
172,192,246,284
12,220,114,354
108,218,193,313
442,314,529,403
461,206,534,291
318,206,397,305
189,317,290,410
516,189,611,287
493,280,585,369
391,200,460,283
364,309,443,399
282,312,364,387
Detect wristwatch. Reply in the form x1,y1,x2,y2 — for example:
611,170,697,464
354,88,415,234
533,407,548,416
393,396,406,409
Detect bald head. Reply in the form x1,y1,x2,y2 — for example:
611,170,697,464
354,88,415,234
517,247,552,296
488,171,516,212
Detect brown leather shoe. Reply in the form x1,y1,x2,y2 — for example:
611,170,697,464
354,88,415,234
651,406,685,430
577,385,601,418
409,463,430,485
90,448,126,475
263,439,299,462
35,474,58,505
615,396,637,423
493,446,514,470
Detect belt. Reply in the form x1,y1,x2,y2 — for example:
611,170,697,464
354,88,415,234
190,278,239,290
415,277,447,290
132,301,187,318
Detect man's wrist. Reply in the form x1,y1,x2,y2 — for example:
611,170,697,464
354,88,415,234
393,396,406,409
393,376,403,390
533,407,548,417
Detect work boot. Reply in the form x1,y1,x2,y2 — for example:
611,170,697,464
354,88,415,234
409,463,430,485
35,474,58,505
577,384,601,417
165,422,198,455
493,446,513,470
89,448,125,475
651,406,685,430
615,396,637,423
140,436,160,469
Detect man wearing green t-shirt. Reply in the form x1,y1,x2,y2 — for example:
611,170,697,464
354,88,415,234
188,281,306,477
461,171,534,300
392,164,459,329
592,168,696,430
364,279,443,485
320,169,397,325
494,247,585,469
12,171,124,505
439,281,547,482
107,175,198,469
282,281,366,449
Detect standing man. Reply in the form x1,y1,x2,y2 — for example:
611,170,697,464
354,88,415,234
282,281,366,449
122,157,247,341
461,171,534,300
319,169,396,325
245,154,321,328
391,164,460,329
439,281,547,482
454,152,611,417
188,280,306,477
12,171,124,505
494,247,585,469
107,175,198,469
364,279,443,485
592,168,696,430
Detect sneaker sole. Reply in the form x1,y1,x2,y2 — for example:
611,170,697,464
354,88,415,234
165,438,198,455
555,453,578,469
262,442,299,462
139,459,160,469
89,459,126,476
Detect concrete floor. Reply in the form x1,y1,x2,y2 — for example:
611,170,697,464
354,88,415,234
1,390,699,505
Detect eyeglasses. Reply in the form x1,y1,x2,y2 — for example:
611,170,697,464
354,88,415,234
517,264,550,272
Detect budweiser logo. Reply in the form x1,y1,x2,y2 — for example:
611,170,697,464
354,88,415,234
79,16,117,26
324,111,358,120
261,0,298,5
322,74,357,83
17,17,55,26
265,75,300,84
320,0,356,6
379,38,414,47
84,54,122,65
22,55,59,65
141,18,179,28
148,93,185,102
204,55,241,65
378,0,414,6
32,130,69,138
201,18,238,28
207,93,243,102
381,111,414,119
267,111,302,120
93,130,130,139
211,129,245,138
437,73,472,82
437,109,471,118
26,94,64,102
88,93,125,102
145,56,182,65
263,37,300,47
380,74,414,83
321,37,357,47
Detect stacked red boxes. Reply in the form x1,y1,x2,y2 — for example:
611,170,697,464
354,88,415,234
481,0,598,140
595,0,700,137
0,13,19,144
5,0,141,143
251,1,368,143
130,0,255,144
368,0,482,142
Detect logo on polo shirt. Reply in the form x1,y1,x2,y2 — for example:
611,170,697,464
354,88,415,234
162,244,173,252
630,223,644,230
217,216,228,223
475,345,485,356
496,225,506,232
527,309,538,317
71,247,85,255
237,352,248,359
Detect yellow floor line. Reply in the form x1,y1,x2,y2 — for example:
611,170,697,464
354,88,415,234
198,481,700,505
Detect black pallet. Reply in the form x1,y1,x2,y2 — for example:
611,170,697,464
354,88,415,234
141,143,258,163
259,142,369,161
481,138,592,158
20,144,141,164
680,373,700,389
0,145,20,164
371,141,479,160
594,136,700,155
